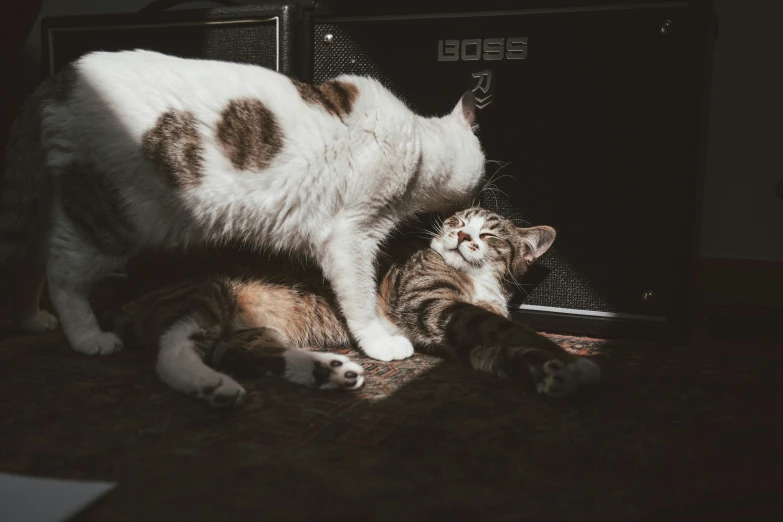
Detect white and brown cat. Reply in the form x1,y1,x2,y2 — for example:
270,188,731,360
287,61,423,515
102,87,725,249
0,50,485,362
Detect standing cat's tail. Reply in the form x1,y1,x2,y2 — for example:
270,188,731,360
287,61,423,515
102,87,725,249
0,78,57,331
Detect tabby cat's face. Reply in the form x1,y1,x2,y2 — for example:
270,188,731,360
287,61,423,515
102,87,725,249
431,208,557,284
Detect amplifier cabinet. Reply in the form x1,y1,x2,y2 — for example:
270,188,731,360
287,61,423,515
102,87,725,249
40,0,716,340
311,1,715,340
41,2,297,76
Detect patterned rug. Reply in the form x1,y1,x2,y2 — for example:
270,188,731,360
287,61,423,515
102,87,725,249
1,320,780,522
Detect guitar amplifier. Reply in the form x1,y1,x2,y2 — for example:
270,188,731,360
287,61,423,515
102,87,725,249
42,1,298,77
41,0,716,340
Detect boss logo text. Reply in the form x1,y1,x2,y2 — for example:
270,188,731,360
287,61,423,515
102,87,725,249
437,37,528,62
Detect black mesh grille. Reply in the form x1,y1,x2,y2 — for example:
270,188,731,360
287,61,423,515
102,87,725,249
48,18,279,75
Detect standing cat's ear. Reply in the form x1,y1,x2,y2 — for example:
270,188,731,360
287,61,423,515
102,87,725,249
452,90,477,129
518,226,557,262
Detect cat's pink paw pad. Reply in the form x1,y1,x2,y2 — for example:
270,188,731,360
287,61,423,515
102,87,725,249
198,377,246,408
536,359,578,398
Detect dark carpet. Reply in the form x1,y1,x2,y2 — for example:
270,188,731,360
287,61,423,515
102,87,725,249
1,319,781,522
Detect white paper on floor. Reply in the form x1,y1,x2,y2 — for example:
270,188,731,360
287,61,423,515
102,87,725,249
0,472,115,522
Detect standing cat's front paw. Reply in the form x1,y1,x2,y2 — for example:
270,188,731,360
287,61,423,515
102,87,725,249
535,359,578,398
360,334,414,362
73,331,124,355
21,310,59,333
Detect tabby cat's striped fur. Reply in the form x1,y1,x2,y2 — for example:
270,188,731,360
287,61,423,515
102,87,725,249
114,208,600,407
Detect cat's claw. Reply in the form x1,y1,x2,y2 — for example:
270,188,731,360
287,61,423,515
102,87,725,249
73,331,124,355
360,334,414,362
21,310,59,333
198,376,246,408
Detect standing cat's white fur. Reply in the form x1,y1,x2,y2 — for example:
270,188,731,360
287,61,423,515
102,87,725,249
12,49,485,360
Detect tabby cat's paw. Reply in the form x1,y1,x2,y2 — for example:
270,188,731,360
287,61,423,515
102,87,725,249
285,351,365,390
568,357,601,385
309,353,365,390
535,359,578,398
21,310,59,333
198,376,246,409
73,331,124,356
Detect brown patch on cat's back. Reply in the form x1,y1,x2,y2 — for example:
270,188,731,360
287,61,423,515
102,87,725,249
292,80,318,105
141,110,204,187
216,99,283,171
293,79,359,118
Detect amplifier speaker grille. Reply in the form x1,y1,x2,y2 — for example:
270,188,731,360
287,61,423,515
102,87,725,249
43,5,292,76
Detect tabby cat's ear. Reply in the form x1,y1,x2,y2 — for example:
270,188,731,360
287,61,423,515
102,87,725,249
518,226,557,262
452,90,477,129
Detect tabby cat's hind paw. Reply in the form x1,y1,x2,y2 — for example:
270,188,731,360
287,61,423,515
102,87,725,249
198,376,247,409
535,359,578,398
285,351,365,390
568,357,601,385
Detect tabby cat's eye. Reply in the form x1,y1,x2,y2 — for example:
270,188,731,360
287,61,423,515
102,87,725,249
448,217,465,228
480,233,497,240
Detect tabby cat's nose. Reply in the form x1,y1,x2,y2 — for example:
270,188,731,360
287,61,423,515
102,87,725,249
457,231,471,244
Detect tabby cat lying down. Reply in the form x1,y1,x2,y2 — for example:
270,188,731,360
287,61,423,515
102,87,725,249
113,207,600,407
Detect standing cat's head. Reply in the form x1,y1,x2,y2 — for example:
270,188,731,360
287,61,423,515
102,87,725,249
419,92,486,214
430,207,556,292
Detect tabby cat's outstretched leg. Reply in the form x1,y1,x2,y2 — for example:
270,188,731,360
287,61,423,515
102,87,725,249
470,344,599,398
47,218,125,355
156,318,247,408
437,303,601,397
209,328,364,391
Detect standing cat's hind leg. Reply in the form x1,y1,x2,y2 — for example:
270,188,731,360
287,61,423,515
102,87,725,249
47,226,125,355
